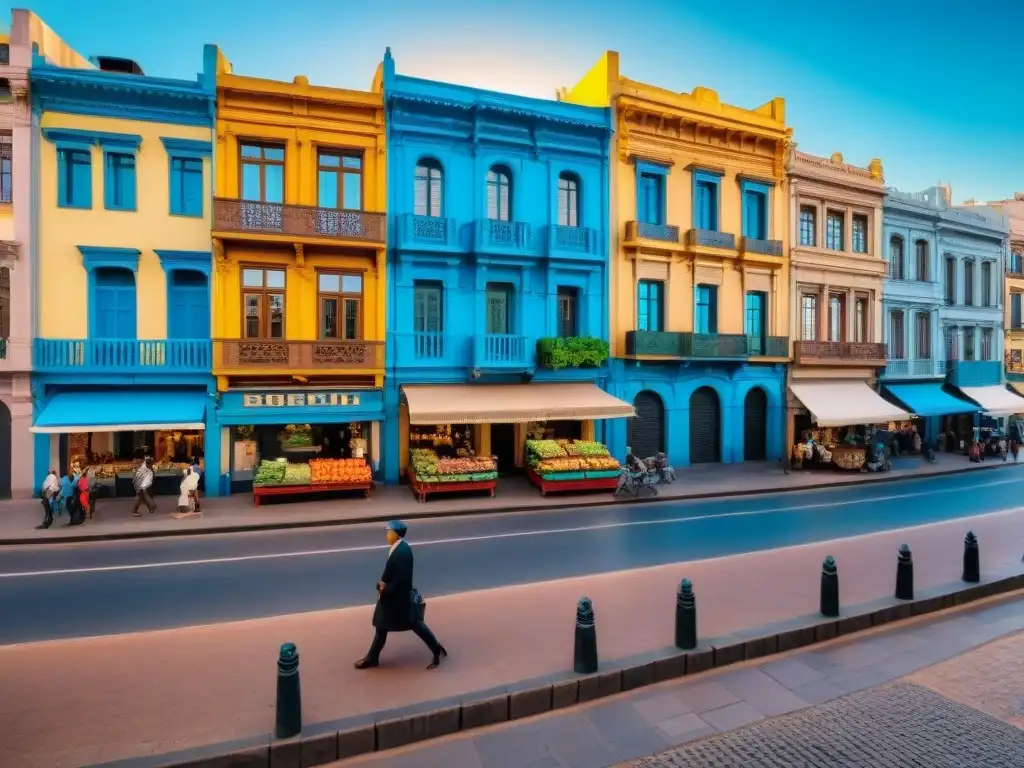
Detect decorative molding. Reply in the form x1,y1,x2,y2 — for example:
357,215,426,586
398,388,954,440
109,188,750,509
293,243,305,267
77,246,141,273
387,92,609,133
42,128,142,152
155,250,213,278
160,137,213,158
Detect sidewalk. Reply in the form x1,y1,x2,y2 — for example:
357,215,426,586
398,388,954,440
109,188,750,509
1,453,1017,545
1,507,1022,767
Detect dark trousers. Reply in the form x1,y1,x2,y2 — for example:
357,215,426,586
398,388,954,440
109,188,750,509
366,622,441,662
67,497,84,526
132,488,156,514
39,497,53,528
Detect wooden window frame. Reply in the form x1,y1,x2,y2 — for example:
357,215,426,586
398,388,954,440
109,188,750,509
556,286,579,338
240,264,288,339
316,269,365,341
825,210,844,251
316,146,365,212
798,205,816,247
853,293,870,343
889,310,906,360
828,292,846,342
915,240,929,281
239,141,285,203
800,292,818,341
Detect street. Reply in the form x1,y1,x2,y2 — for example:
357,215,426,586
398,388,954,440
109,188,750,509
1,467,1022,644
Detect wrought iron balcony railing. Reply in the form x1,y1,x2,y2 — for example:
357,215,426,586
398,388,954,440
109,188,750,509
213,198,386,244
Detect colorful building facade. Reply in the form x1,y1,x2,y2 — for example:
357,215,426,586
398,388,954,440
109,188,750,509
561,52,791,466
378,49,630,484
976,194,1024,385
29,35,217,493
207,50,387,495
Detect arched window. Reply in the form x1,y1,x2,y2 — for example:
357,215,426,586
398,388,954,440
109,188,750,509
168,270,210,339
889,236,905,280
91,267,137,339
487,165,512,221
414,159,443,218
914,240,929,281
557,172,580,227
963,260,975,307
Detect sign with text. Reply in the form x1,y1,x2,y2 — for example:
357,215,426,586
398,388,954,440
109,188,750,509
243,392,362,408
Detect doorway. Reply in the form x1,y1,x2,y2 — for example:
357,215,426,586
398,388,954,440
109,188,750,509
490,423,517,474
689,386,721,464
743,388,768,461
0,400,10,500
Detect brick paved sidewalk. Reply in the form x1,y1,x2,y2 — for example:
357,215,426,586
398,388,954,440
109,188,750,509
1,453,1016,544
1,509,1022,767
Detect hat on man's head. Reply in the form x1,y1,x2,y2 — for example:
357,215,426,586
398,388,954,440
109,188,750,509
386,520,408,537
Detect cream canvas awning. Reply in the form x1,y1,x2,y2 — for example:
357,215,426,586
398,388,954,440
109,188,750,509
958,385,1024,416
402,383,635,425
789,381,910,427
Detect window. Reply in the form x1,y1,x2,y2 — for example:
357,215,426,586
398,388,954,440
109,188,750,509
487,166,512,221
798,206,816,246
945,327,958,361
800,294,818,341
745,292,766,354
889,236,905,279
557,287,578,337
741,182,769,239
0,267,10,339
944,256,956,304
1012,293,1022,329
851,214,868,254
0,136,11,203
981,328,993,360
414,160,443,218
915,313,930,359
413,281,443,333
638,172,664,225
694,284,718,334
168,271,209,339
854,297,868,342
963,327,975,361
828,294,845,342
104,152,136,210
889,311,905,360
557,173,580,227
825,211,844,250
91,268,137,339
963,261,974,306
317,150,362,210
637,280,664,332
318,272,363,340
169,156,203,217
241,267,286,339
981,262,992,307
241,143,284,203
1012,250,1024,274
58,148,92,208
485,283,513,334
915,240,929,281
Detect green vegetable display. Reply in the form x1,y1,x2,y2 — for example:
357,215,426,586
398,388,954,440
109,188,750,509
574,440,611,457
253,459,286,485
283,462,312,485
524,440,566,461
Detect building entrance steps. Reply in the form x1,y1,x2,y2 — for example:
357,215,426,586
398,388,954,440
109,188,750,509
1,508,1022,767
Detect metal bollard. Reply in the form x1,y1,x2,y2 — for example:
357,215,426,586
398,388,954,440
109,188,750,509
674,578,697,650
962,531,980,583
820,556,839,617
895,544,914,601
275,642,302,739
573,597,598,674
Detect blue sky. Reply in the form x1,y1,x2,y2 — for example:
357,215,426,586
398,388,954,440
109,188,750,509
15,0,1024,202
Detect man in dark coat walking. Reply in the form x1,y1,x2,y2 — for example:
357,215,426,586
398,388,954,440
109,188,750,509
354,520,447,670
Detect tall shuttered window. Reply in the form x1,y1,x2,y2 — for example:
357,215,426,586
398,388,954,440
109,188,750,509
414,160,443,218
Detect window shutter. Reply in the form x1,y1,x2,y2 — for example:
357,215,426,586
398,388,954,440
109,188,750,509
414,168,427,216
708,286,718,334
170,159,183,214
558,182,568,227
183,161,203,216
487,177,497,220
429,173,441,217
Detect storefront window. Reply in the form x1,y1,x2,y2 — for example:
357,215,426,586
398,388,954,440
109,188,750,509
409,423,474,458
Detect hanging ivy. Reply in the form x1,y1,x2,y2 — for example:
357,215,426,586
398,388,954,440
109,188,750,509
536,336,609,369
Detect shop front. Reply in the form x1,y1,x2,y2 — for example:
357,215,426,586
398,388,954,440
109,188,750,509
398,382,634,499
206,388,384,500
881,383,980,452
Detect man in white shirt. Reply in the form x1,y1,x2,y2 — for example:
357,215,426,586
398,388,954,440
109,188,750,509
37,470,60,530
131,457,157,516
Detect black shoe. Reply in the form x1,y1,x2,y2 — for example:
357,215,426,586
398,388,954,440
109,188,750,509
353,657,379,670
427,646,448,670
35,523,51,530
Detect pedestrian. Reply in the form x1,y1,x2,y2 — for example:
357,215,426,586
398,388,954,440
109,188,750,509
131,456,157,517
60,471,79,526
37,470,59,530
1012,438,1020,463
354,520,447,671
76,471,91,522
190,457,203,515
173,466,200,519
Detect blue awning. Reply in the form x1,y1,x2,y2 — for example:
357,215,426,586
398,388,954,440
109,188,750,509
883,383,979,418
31,390,207,433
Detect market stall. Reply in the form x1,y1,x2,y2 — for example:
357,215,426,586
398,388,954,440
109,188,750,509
251,456,373,506
407,448,498,502
525,439,621,495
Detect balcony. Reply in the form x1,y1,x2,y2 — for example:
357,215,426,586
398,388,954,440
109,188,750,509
34,339,211,373
213,199,386,245
214,339,384,372
740,237,783,257
394,214,460,251
474,219,532,254
392,333,471,368
686,228,737,250
747,336,789,358
882,358,946,379
793,341,887,367
473,334,533,370
624,331,766,360
945,360,1001,388
624,220,681,247
547,225,599,258
0,241,18,260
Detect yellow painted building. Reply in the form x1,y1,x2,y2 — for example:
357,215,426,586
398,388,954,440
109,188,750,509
208,49,388,489
560,51,792,466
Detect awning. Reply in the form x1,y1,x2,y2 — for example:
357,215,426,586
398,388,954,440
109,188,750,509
956,385,1024,416
402,383,635,425
882,383,979,418
1011,383,1024,398
789,381,910,427
31,390,207,433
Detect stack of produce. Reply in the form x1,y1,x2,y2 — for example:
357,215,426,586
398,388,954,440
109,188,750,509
411,448,496,483
309,458,372,485
525,439,620,481
282,462,312,485
253,458,287,486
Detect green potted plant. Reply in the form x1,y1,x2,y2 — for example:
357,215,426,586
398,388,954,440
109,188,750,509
536,336,610,369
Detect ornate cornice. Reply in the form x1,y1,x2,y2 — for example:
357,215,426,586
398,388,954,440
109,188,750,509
155,250,212,278
388,92,609,132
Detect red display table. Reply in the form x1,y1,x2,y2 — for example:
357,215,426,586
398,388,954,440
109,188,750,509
252,481,372,507
407,470,497,503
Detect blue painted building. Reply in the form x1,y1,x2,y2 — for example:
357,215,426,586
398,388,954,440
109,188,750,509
29,47,218,494
379,50,632,483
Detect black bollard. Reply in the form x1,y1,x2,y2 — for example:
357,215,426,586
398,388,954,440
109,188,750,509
820,556,839,617
962,531,980,583
275,642,302,739
573,597,598,674
895,544,914,600
674,578,697,650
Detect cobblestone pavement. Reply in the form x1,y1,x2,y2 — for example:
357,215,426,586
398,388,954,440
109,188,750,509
634,681,1024,768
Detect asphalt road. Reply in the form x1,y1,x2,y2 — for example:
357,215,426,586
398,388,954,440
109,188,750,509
1,468,1022,645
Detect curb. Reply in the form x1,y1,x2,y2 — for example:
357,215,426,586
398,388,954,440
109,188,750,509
87,567,1024,768
6,460,1022,547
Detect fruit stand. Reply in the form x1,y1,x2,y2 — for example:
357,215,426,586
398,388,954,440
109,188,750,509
251,457,373,506
525,439,621,496
408,448,498,502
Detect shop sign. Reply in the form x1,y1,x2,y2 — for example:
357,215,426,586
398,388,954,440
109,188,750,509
243,392,361,408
